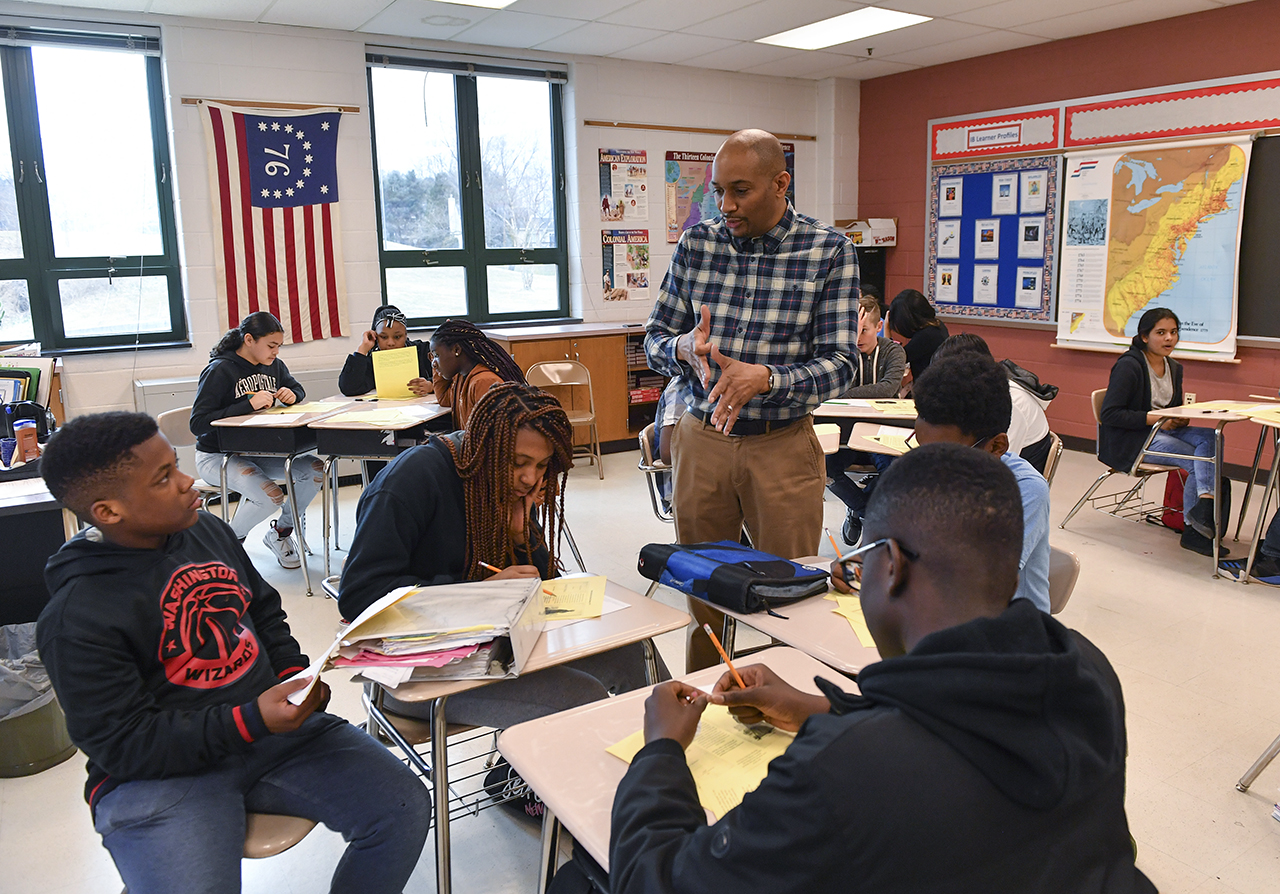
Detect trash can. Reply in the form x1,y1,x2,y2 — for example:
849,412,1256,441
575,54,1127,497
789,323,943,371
0,623,75,777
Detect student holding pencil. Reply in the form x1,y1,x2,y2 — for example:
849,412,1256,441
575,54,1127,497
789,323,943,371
339,383,665,816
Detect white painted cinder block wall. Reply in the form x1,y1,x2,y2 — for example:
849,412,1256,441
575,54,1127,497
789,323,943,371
0,4,860,418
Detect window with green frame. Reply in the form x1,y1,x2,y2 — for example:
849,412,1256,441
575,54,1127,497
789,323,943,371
0,24,184,351
367,54,569,325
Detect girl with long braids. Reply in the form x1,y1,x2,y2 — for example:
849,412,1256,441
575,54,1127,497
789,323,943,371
339,383,665,815
429,318,527,429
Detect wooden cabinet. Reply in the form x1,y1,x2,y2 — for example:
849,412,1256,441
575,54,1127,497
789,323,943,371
491,324,636,445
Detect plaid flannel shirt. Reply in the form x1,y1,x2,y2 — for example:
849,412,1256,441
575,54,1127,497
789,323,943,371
645,204,860,421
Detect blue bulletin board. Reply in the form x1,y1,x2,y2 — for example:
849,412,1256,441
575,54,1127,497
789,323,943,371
927,155,1060,322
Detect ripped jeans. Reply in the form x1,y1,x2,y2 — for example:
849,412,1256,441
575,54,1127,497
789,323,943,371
195,451,324,541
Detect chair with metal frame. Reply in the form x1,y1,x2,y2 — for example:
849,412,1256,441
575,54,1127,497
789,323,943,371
1047,545,1080,614
1042,431,1065,486
1059,390,1181,530
637,423,673,524
525,360,604,479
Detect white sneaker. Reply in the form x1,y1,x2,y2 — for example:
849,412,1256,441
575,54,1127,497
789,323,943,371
263,523,301,569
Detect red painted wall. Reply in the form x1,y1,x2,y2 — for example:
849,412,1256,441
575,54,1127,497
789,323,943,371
860,0,1280,464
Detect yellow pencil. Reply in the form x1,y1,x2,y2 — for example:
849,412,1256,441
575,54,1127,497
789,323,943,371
477,561,502,574
824,526,842,556
702,623,746,689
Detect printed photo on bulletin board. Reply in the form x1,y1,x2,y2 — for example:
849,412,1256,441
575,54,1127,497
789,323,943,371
926,154,1061,322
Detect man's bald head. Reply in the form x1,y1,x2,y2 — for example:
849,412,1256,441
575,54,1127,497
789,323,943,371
717,129,786,178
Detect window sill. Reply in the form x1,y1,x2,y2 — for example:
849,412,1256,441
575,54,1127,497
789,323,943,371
43,340,194,357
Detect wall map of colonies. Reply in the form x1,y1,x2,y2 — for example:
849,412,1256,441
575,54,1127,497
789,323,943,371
926,155,1059,322
1056,139,1248,357
664,144,796,244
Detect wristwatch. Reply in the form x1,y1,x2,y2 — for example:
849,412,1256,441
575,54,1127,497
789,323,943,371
765,369,775,393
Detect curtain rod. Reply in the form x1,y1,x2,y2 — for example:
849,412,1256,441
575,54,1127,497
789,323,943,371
181,97,361,114
584,119,816,141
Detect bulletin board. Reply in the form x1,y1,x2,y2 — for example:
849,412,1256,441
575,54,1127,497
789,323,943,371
926,154,1059,322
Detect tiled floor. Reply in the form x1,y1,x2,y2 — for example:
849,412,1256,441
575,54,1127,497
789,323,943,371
4,446,1280,892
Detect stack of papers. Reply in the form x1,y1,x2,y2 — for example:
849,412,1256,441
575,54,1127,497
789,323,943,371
825,594,877,648
607,705,796,819
323,409,423,427
865,424,913,454
262,400,348,415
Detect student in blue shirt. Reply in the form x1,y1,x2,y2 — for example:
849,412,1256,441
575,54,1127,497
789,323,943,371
908,353,1051,612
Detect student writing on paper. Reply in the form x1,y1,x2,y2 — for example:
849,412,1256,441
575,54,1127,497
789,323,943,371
339,384,665,817
189,312,323,570
904,352,1051,613
337,304,432,397
1099,307,1230,557
597,445,1152,894
429,318,527,429
932,333,1057,475
825,295,907,545
886,288,948,398
36,413,429,894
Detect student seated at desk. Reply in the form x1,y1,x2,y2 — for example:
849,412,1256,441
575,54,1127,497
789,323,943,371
598,444,1152,894
190,312,323,570
932,332,1056,475
1099,307,1229,557
430,318,527,429
37,412,430,894
339,383,666,814
337,304,432,397
913,353,1051,612
825,295,906,545
886,288,947,398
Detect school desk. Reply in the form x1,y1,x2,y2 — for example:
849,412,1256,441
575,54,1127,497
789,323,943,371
307,394,453,577
357,578,689,894
814,397,916,422
845,421,911,456
497,645,854,891
1234,410,1280,586
211,400,353,596
1145,404,1250,575
0,477,76,625
648,555,881,677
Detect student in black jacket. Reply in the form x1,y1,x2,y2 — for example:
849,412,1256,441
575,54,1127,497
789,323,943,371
599,444,1153,894
37,412,429,894
339,383,664,815
190,312,324,569
886,288,948,396
337,304,432,397
1099,307,1226,555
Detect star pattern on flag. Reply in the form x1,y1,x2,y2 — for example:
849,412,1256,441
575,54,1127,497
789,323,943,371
271,122,280,131
260,189,269,198
257,122,267,131
295,131,304,140
320,184,329,194
305,155,313,163
285,124,293,133
295,179,304,189
273,189,282,198
321,121,330,130
286,188,294,197
303,141,311,150
303,168,311,177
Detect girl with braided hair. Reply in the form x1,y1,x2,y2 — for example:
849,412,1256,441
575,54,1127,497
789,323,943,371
339,383,665,817
430,318,527,429
338,305,433,397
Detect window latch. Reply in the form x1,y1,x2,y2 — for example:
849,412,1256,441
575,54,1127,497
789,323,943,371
160,162,166,184
33,161,41,184
17,160,21,183
422,250,438,267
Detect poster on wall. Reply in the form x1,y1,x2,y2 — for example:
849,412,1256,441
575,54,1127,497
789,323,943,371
602,229,650,301
974,219,1000,259
664,144,797,243
937,219,961,258
991,173,1018,214
936,265,959,302
1016,267,1043,308
599,149,647,222
1021,170,1047,213
972,265,999,304
1056,138,1248,358
939,178,963,216
1018,216,1045,258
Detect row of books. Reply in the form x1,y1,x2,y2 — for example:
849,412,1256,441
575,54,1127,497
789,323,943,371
629,387,662,404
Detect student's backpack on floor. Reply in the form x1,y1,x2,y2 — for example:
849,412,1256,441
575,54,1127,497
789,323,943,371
1162,469,1188,532
637,541,829,614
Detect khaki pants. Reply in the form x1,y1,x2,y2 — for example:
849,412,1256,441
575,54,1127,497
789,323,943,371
670,412,825,670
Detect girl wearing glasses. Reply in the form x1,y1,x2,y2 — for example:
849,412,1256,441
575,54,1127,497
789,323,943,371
338,304,433,397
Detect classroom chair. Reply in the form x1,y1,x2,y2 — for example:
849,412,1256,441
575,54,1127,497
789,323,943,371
121,813,316,893
1047,545,1080,614
525,360,603,479
637,423,673,523
1043,431,1065,485
1059,390,1181,529
1236,729,1280,793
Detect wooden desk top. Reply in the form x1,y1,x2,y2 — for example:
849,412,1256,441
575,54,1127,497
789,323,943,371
363,579,690,703
498,646,854,871
485,322,643,343
307,395,450,430
1149,403,1250,423
210,400,354,428
815,398,916,421
847,421,911,456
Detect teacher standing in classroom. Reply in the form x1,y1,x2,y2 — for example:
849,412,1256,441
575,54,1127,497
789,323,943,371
645,129,860,670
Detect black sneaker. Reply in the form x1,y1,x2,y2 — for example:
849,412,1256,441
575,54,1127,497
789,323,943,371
1219,555,1280,585
1180,526,1229,558
841,509,863,547
1186,497,1217,540
484,760,544,821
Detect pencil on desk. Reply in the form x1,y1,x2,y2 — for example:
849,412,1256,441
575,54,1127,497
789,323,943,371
702,623,746,689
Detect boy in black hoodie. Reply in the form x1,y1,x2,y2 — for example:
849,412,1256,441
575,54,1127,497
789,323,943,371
604,444,1153,894
36,412,429,894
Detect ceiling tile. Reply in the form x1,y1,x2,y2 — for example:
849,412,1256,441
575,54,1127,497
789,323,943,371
952,0,1119,29
822,16,990,57
873,0,999,13
833,57,921,79
743,49,865,79
148,0,271,16
262,0,397,31
685,0,868,43
1013,0,1218,41
509,0,638,20
357,0,497,39
681,40,804,73
535,22,666,54
879,27,1046,65
451,10,583,48
606,32,739,65
600,0,747,32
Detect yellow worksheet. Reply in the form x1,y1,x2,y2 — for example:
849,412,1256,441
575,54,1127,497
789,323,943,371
541,575,606,619
868,432,912,454
606,705,795,818
869,399,917,415
373,346,419,399
826,594,877,647
323,409,419,427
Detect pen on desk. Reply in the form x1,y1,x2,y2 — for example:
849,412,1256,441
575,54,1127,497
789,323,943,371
824,526,842,557
477,561,503,574
702,623,746,689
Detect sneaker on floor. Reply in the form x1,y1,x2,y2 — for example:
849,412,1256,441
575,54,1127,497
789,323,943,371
484,760,544,821
1180,526,1229,558
841,509,863,547
1186,497,1217,540
1219,555,1280,585
263,522,301,569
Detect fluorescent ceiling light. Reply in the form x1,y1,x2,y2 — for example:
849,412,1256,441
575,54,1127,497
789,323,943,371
757,7,931,51
437,0,515,9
